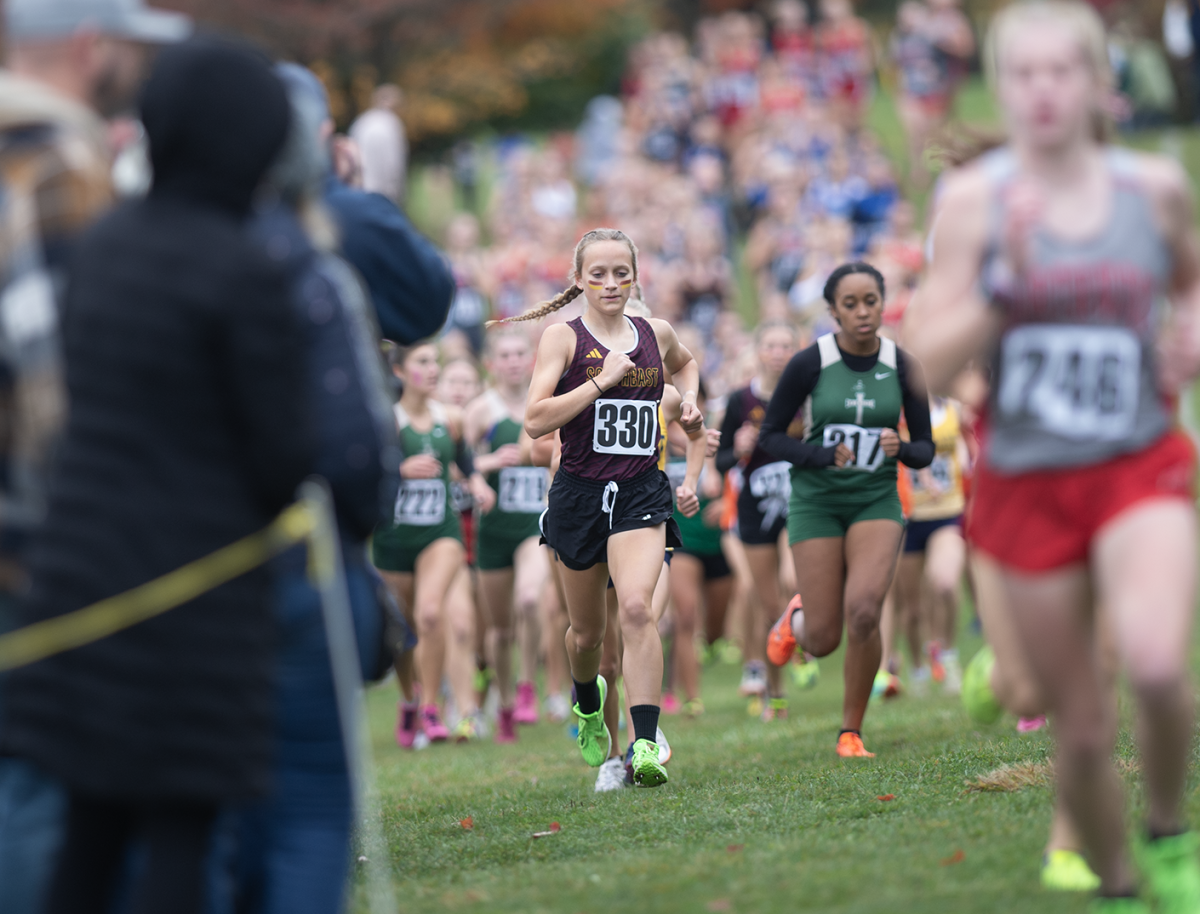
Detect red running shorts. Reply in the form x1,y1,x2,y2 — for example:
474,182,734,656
967,430,1196,572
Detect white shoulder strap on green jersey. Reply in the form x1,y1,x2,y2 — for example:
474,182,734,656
817,333,841,367
878,336,897,370
485,388,509,424
428,400,448,426
393,402,409,431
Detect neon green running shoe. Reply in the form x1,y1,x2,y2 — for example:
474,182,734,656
871,669,891,699
573,675,611,767
1042,850,1101,892
1087,897,1149,914
962,645,1003,724
718,639,743,665
791,654,819,690
630,737,669,788
1136,831,1200,914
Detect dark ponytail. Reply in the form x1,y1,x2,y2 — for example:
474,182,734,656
823,262,886,306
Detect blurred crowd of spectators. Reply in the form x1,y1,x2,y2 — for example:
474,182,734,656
437,1,934,406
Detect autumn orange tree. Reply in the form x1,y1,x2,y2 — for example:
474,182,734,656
160,0,652,148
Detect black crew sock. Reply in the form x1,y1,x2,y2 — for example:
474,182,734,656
838,729,860,737
574,678,601,716
630,704,660,744
1149,825,1186,842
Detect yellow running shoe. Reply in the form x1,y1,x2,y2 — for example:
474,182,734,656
1042,850,1101,892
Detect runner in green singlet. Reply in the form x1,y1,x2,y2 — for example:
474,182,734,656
373,342,495,747
758,263,934,758
465,329,550,743
665,384,732,719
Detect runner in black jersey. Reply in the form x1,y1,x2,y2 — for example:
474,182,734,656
716,322,817,717
496,229,702,788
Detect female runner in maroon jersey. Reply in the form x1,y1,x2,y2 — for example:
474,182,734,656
495,229,701,787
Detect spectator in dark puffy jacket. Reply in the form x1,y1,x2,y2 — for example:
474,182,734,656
2,39,309,914
206,62,402,914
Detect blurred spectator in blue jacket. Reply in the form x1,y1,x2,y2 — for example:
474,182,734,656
280,65,453,345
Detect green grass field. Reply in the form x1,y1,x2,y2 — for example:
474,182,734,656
350,620,1200,913
371,80,1200,914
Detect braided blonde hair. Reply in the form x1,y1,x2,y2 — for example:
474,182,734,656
486,228,639,327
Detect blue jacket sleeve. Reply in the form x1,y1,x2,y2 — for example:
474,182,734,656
310,254,401,538
323,178,455,345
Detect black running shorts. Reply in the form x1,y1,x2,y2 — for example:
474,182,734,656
737,499,787,546
674,548,731,580
543,466,682,571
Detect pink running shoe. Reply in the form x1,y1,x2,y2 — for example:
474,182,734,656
495,707,518,744
396,702,419,749
662,691,681,715
513,681,539,724
421,704,449,742
1017,715,1047,734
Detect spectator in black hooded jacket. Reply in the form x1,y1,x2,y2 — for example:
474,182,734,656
2,38,310,914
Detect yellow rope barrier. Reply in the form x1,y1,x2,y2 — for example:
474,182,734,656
0,502,317,672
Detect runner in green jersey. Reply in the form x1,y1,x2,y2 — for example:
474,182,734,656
758,263,934,758
373,342,495,747
465,330,551,743
665,385,731,719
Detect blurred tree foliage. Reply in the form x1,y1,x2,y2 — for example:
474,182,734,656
159,0,1166,151
161,0,651,150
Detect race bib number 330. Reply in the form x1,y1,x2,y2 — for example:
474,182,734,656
997,325,1139,440
593,399,658,456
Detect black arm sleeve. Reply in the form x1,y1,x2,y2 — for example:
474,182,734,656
455,438,475,478
715,390,745,475
895,348,934,469
759,347,838,469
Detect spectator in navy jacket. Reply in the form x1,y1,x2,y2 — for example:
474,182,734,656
281,65,454,345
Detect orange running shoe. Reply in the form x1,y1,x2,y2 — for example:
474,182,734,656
836,731,875,758
928,640,946,684
766,594,803,667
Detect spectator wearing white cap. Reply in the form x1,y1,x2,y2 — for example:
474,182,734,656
349,83,408,205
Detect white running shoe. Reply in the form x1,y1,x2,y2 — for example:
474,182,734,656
942,649,963,696
594,756,628,793
738,662,767,697
910,665,932,697
545,692,571,723
656,726,672,766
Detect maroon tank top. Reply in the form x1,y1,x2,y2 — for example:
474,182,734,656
556,315,664,481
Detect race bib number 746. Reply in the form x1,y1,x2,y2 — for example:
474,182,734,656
996,325,1140,440
593,399,658,456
